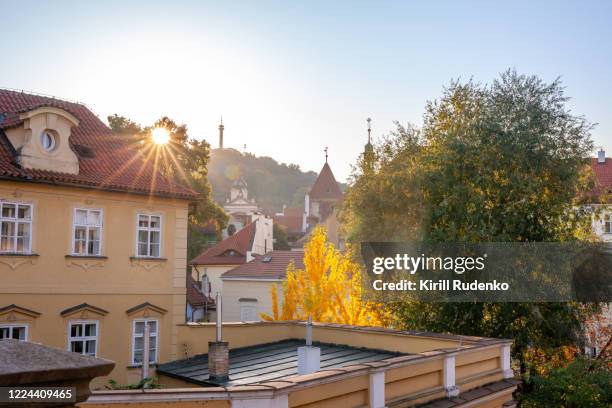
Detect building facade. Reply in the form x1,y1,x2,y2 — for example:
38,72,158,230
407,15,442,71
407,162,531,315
0,89,196,387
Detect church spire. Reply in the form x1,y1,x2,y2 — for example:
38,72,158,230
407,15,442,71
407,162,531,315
218,116,224,149
364,117,374,155
324,146,328,163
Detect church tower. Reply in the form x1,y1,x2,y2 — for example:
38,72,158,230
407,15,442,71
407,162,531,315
364,117,374,155
218,117,224,149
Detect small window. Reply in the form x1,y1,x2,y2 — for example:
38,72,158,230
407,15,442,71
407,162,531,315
136,214,161,257
68,321,98,356
132,319,158,365
240,302,258,322
0,202,32,253
40,130,57,151
73,209,102,256
604,214,612,234
0,324,28,341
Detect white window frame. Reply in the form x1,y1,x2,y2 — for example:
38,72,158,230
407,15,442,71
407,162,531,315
135,213,163,258
0,323,29,341
604,213,612,234
72,208,103,256
67,320,99,357
0,201,32,254
131,318,159,365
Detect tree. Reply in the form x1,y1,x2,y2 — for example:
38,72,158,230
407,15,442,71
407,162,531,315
261,226,387,325
519,357,611,407
107,114,227,257
340,70,598,374
273,224,291,250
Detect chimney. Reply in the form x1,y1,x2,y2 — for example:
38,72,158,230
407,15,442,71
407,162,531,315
598,148,606,164
208,292,229,382
297,316,320,375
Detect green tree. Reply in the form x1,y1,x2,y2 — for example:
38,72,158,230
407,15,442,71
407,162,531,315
273,223,291,250
341,70,598,375
520,358,611,408
107,114,227,258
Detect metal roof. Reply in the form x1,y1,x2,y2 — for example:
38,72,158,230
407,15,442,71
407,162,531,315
157,339,405,386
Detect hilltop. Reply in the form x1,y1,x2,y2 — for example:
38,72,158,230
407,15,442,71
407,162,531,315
208,148,345,213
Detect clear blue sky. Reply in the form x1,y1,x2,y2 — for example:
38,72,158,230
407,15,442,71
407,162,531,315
1,0,610,181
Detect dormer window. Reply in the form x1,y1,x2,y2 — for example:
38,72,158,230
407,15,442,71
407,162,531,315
41,130,57,152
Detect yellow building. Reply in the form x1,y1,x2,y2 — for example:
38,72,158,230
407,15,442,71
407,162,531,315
0,89,197,387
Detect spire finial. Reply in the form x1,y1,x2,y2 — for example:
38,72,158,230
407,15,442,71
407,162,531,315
218,116,224,149
324,146,328,163
367,117,372,144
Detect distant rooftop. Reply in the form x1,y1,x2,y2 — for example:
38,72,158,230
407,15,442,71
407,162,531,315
157,339,404,386
221,250,304,280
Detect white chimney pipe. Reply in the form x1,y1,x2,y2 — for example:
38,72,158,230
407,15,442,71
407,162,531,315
298,315,320,375
216,292,222,342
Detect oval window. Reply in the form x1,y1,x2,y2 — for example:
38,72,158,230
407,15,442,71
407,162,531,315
41,131,56,151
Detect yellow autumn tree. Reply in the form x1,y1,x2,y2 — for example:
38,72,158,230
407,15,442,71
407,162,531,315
260,226,386,326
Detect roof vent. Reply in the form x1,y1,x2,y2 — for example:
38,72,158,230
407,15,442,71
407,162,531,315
598,149,606,164
262,256,272,263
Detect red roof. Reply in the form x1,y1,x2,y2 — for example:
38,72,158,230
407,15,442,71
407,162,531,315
592,157,612,197
309,162,342,200
186,274,214,307
273,207,303,234
273,214,303,234
221,250,305,280
0,89,197,199
190,221,257,265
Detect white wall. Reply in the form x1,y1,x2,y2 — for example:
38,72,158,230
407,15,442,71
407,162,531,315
221,279,283,322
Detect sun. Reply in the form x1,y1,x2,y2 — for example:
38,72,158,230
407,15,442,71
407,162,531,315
151,127,170,145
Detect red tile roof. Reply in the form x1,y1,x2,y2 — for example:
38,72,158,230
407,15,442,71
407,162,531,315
221,250,305,280
190,221,257,265
309,162,342,200
592,157,612,197
274,207,303,234
0,89,197,199
186,274,214,307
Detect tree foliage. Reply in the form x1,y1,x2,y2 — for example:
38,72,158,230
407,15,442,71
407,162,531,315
340,70,599,374
261,226,387,325
519,357,611,408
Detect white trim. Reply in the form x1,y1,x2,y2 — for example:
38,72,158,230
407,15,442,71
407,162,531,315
135,213,163,258
443,354,459,397
0,323,29,341
0,201,33,254
131,318,159,365
72,207,103,256
67,320,99,357
501,344,513,378
369,371,385,408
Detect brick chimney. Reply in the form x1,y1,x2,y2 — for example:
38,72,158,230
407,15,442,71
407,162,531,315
208,292,229,382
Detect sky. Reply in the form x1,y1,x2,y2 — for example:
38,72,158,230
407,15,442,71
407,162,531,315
1,0,611,182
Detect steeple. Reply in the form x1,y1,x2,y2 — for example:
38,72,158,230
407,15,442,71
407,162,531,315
364,118,374,155
218,116,224,149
